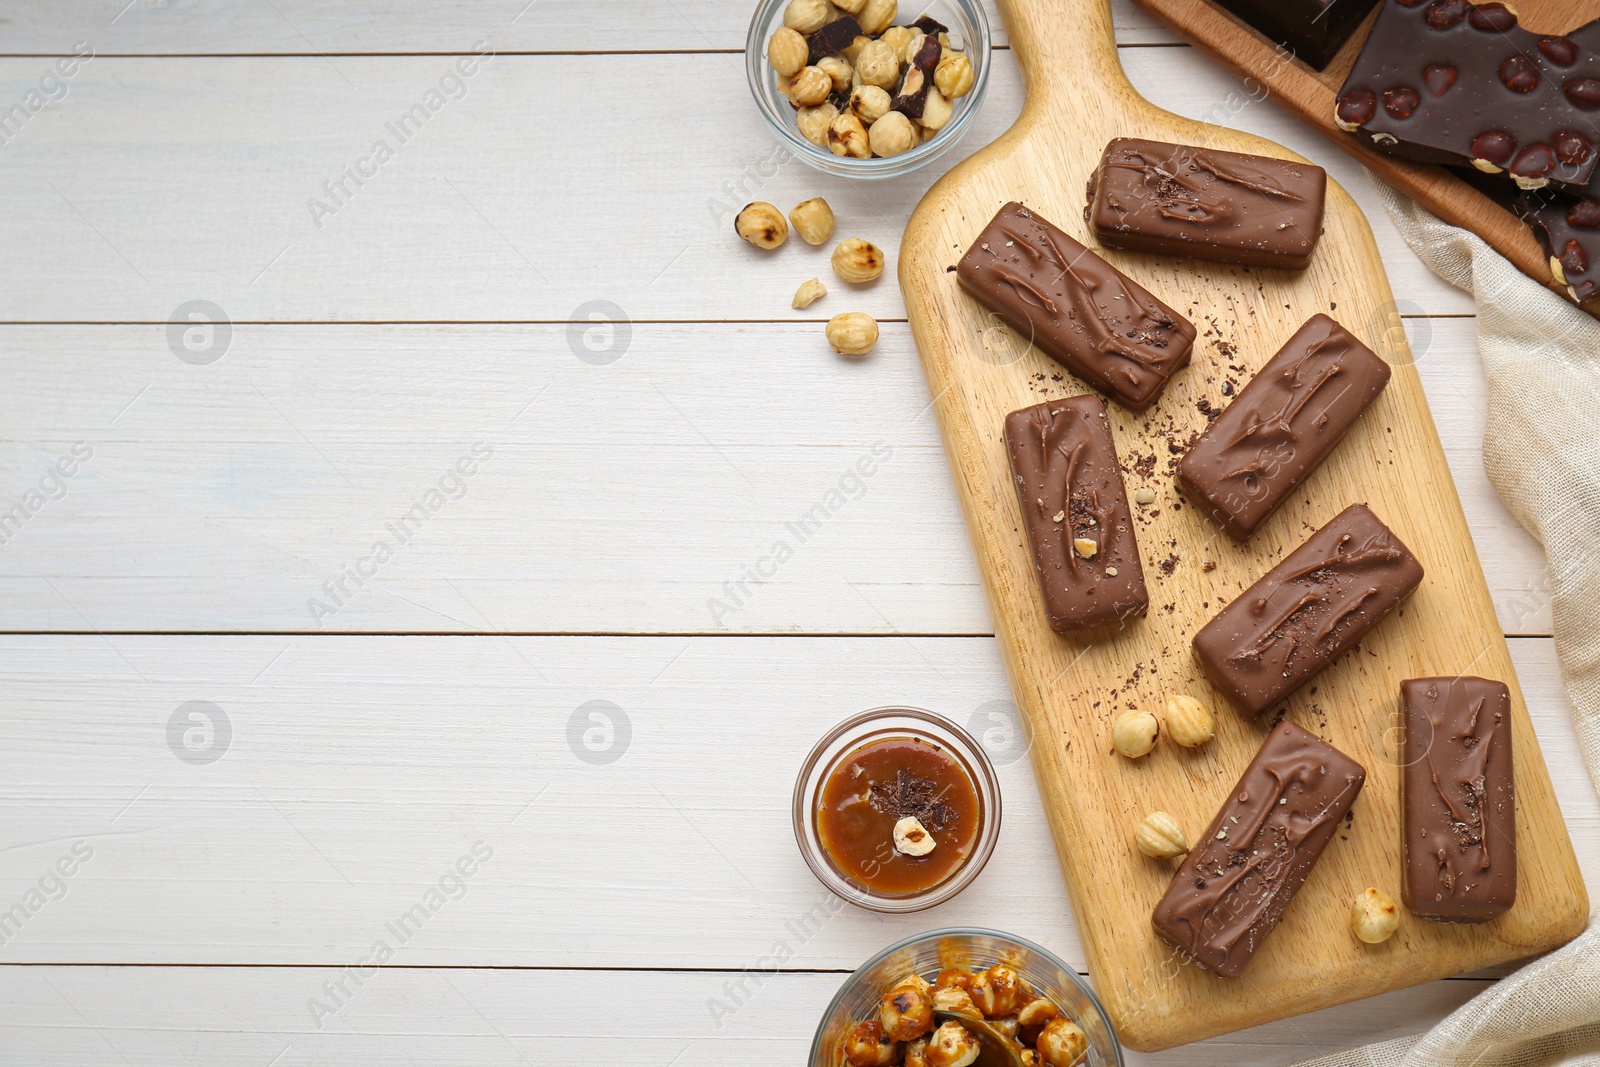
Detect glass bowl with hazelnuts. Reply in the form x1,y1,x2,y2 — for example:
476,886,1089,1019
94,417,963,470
746,0,991,179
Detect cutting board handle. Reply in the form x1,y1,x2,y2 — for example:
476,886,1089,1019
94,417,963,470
996,0,1131,117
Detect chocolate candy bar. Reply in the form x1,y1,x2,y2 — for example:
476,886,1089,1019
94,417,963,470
957,202,1196,410
1402,676,1516,923
1193,503,1423,718
1086,138,1328,270
1521,191,1600,301
1214,0,1381,70
1178,315,1391,540
1004,395,1148,632
1335,1,1600,193
1152,720,1366,977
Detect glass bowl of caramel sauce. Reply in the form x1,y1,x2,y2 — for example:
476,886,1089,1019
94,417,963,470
793,706,1001,912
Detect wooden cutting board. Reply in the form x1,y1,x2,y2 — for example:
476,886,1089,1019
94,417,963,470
898,0,1589,1051
1128,0,1600,311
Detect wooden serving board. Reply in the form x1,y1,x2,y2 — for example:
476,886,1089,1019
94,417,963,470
1128,0,1600,311
898,0,1590,1052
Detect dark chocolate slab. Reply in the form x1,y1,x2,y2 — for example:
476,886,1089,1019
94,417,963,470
1402,676,1516,923
1178,315,1391,540
1520,189,1600,301
1213,0,1382,70
1193,503,1423,718
1152,720,1367,977
1004,395,1148,632
957,202,1196,410
1086,138,1328,270
1336,1,1600,193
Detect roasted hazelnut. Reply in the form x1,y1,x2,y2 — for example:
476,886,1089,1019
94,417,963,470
896,973,933,995
784,0,833,34
826,312,878,355
832,237,885,283
1351,887,1400,944
1164,693,1215,747
850,83,892,124
829,111,872,158
856,39,900,88
901,30,929,65
768,27,809,76
1017,998,1061,1030
935,53,975,97
790,197,835,245
987,1016,1021,1042
1112,710,1158,759
857,0,898,36
844,1019,903,1067
905,1037,931,1067
787,65,834,107
842,33,872,63
925,1021,980,1067
880,982,935,1041
817,54,854,92
933,967,973,991
1037,1018,1088,1067
792,277,827,309
735,202,788,249
833,0,868,12
969,964,1024,1017
1333,88,1375,132
880,25,915,56
869,110,917,156
893,815,936,856
797,102,839,146
1135,810,1188,859
931,986,981,1016
919,89,953,131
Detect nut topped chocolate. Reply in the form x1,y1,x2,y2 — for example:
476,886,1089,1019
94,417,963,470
957,202,1196,410
1086,138,1328,270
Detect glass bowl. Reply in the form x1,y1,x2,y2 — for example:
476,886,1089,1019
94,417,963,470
744,0,993,179
810,928,1125,1067
792,706,1001,913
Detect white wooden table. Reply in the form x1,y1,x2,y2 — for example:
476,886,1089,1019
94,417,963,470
0,2,1594,1063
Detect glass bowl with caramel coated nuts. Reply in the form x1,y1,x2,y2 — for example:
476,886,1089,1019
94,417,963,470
811,928,1124,1067
746,0,991,180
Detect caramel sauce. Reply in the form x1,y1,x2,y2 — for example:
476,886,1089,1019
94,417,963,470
815,735,981,897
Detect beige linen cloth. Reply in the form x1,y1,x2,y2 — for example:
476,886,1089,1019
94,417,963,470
1291,186,1600,1066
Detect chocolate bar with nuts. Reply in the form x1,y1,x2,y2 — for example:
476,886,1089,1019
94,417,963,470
1402,676,1516,923
1213,0,1381,70
1335,1,1600,193
1085,138,1328,270
957,202,1196,410
1004,395,1148,632
1521,190,1600,301
1152,720,1367,977
1192,503,1423,718
1178,314,1391,540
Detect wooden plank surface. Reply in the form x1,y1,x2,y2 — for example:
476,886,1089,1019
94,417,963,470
899,0,1584,1050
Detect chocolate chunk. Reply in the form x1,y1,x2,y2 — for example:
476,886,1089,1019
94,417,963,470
1210,0,1381,70
805,14,862,66
1401,677,1515,923
1178,315,1390,540
1336,0,1600,191
957,202,1196,410
1192,503,1423,718
1520,190,1600,300
1151,721,1366,977
891,35,941,120
1085,138,1328,271
1003,395,1148,632
911,14,949,36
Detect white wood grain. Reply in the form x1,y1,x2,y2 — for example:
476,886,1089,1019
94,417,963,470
0,49,1469,324
0,0,1178,54
0,318,1549,634
0,964,1489,1066
0,634,1590,969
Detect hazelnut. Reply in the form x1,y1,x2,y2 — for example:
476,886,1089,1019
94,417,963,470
905,1038,931,1067
1016,998,1060,1030
1020,1053,1040,1067
1072,536,1097,558
1036,1018,1088,1067
828,111,872,158
856,39,900,88
1135,810,1188,858
868,110,917,156
784,0,833,34
880,25,915,57
934,967,972,991
787,65,834,107
826,312,878,355
926,1020,979,1067
850,84,892,124
842,33,872,64
969,964,1024,1017
879,981,935,1041
919,89,952,131
931,986,980,1016
844,1019,902,1067
792,277,827,309
817,54,854,92
790,197,835,245
1164,694,1216,748
735,202,787,249
1134,486,1156,505
1351,887,1400,944
857,0,898,36
767,27,809,76
893,815,936,856
935,53,975,97
1112,710,1158,759
832,237,886,283
901,31,928,65
833,0,868,11
1551,255,1569,286
796,102,839,147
